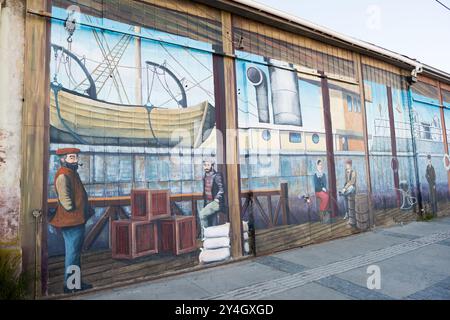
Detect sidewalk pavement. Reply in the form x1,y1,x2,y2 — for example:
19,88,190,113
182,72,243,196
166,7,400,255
73,216,450,300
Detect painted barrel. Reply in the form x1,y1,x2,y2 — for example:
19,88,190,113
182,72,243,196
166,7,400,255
355,193,370,230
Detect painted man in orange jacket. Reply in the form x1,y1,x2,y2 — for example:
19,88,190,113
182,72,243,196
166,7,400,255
49,148,93,293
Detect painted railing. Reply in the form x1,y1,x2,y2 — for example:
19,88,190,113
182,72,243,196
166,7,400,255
47,183,290,250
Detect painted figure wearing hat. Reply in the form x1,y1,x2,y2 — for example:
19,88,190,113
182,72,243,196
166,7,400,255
314,159,330,224
50,148,93,293
425,155,437,215
339,159,357,226
199,157,226,238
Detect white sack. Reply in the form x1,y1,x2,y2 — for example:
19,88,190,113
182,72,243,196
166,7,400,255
203,237,230,250
244,241,250,254
242,221,249,232
204,222,230,238
199,247,231,263
243,231,249,241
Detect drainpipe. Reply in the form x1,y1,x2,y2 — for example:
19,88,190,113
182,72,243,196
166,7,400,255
0,1,5,21
406,66,424,217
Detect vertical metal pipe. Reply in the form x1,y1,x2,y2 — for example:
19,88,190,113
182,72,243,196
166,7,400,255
387,86,400,206
406,84,423,216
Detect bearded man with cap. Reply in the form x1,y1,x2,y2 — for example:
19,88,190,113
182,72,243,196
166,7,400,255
50,148,93,293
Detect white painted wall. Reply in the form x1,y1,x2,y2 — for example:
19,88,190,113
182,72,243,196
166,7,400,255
0,0,25,245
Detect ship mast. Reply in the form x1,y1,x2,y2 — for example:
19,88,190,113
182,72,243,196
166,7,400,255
135,26,143,106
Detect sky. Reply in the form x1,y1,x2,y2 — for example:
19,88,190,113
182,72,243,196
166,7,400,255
254,0,450,74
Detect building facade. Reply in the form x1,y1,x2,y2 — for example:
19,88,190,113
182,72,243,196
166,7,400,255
1,0,450,298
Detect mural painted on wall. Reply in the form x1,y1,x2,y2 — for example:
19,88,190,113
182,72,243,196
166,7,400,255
411,82,449,215
45,3,241,295
43,1,450,296
328,79,368,226
235,51,369,243
362,65,417,211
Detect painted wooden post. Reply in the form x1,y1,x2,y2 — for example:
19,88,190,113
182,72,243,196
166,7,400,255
21,0,51,298
354,53,374,227
280,182,289,225
437,82,450,194
220,11,243,258
319,71,338,218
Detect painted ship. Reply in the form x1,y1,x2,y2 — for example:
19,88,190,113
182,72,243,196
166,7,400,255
50,87,215,147
50,43,216,148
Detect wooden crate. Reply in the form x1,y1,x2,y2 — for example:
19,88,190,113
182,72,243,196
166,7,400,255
112,220,158,259
131,189,171,221
159,215,197,255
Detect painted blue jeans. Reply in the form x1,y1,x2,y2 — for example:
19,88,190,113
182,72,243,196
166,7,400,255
61,224,85,286
343,185,356,224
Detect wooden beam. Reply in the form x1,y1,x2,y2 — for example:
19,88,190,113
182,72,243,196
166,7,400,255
21,0,51,299
280,182,289,225
319,71,338,218
46,189,281,209
221,11,243,258
438,81,450,194
441,82,450,92
83,207,116,251
354,53,374,227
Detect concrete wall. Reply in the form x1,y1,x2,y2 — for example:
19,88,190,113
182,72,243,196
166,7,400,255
0,0,25,249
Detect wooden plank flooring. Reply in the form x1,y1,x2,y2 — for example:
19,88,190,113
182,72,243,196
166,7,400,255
47,249,199,295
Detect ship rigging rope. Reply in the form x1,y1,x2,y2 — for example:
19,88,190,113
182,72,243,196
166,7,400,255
54,47,89,93
143,62,162,146
145,62,181,108
144,104,161,147
59,43,214,107
152,64,183,108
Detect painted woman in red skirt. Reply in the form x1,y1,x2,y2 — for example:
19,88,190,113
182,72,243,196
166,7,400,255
314,159,330,223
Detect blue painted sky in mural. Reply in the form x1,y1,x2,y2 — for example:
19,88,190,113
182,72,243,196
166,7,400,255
50,7,214,106
255,0,450,74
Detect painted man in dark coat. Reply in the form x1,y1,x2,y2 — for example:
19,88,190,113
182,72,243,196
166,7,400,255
426,155,437,215
199,158,226,238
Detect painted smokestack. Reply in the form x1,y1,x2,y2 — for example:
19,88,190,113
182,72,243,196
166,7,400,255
247,65,270,123
268,58,302,126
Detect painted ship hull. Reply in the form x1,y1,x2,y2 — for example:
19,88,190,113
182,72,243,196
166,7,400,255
50,89,216,147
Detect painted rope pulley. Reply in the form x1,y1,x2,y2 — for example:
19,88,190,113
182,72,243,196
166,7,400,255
444,154,450,171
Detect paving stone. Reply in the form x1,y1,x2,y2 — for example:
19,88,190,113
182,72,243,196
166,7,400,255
256,256,307,274
315,276,394,300
379,231,420,240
